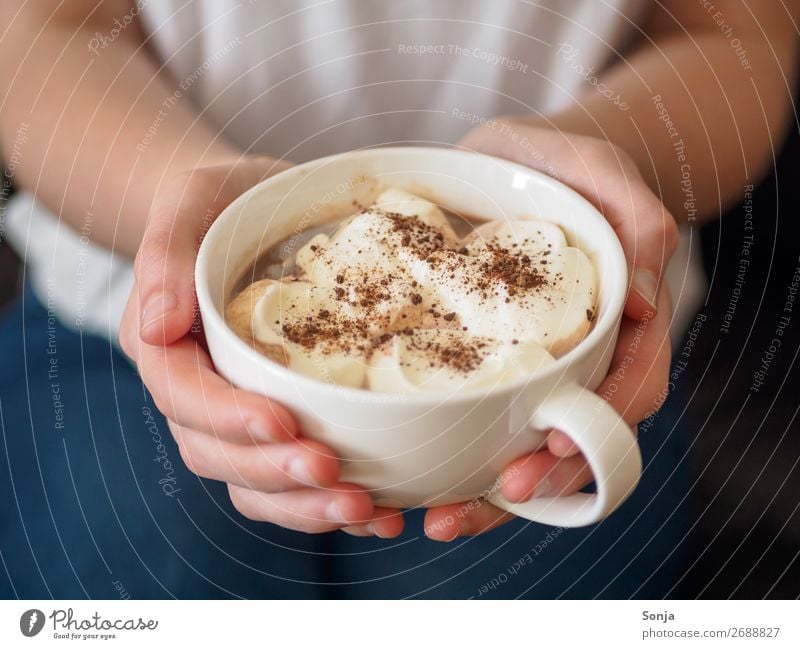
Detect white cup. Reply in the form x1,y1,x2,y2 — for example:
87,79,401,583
196,147,640,528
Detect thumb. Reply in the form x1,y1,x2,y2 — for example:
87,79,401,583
137,157,291,345
610,183,680,321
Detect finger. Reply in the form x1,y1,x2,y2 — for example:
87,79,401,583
137,157,290,345
134,333,297,443
547,283,671,455
173,424,339,492
522,287,670,497
546,429,581,458
119,279,142,358
228,483,374,533
531,139,678,319
596,284,672,425
136,168,230,345
424,499,516,541
500,450,593,504
341,507,406,539
584,159,678,320
551,141,679,320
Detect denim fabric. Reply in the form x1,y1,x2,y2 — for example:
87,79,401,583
0,286,690,599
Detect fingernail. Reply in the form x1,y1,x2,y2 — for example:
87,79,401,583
632,269,659,311
533,479,553,498
427,521,461,541
287,456,317,486
325,500,349,524
141,292,177,331
345,523,382,537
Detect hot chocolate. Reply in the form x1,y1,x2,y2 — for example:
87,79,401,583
226,188,597,392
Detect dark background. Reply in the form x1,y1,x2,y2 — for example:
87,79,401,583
677,115,800,598
1,123,798,599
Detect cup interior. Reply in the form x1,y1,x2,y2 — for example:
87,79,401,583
196,146,628,400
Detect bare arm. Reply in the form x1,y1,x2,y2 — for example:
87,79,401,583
522,0,799,223
0,0,241,257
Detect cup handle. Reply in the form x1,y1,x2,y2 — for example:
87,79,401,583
487,381,641,527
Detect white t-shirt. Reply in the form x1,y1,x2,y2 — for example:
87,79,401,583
5,0,704,341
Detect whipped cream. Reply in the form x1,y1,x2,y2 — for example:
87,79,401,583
296,187,457,291
367,329,555,393
226,188,597,392
250,279,371,387
410,220,596,357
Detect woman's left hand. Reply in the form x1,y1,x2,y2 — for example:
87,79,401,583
423,120,678,541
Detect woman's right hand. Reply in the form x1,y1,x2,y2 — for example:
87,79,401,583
119,156,404,538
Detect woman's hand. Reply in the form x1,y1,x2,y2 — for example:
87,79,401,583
423,121,679,540
119,156,404,538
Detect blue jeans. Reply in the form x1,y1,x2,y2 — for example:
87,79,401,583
0,286,691,598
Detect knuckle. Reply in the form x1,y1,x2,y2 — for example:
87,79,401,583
149,391,176,424
138,229,171,271
278,514,335,534
176,439,194,472
117,299,139,358
226,487,333,532
583,140,636,173
162,168,217,205
118,332,134,362
227,485,263,522
663,215,680,256
118,324,132,359
147,199,181,235
645,375,671,421
605,141,633,167
163,168,213,200
143,171,206,249
176,436,210,479
634,193,680,257
605,141,631,164
484,117,515,139
168,169,198,190
644,206,680,260
642,349,673,420
227,486,249,517
166,418,184,441
580,139,615,164
652,359,670,395
296,438,335,462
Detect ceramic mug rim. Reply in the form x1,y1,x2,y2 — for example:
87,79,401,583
195,146,628,406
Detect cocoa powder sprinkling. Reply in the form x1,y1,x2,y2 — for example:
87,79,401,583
262,205,563,377
402,333,490,374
